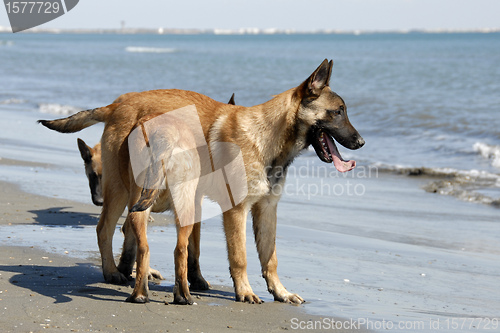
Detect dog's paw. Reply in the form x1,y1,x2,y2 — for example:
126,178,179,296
117,263,133,279
273,290,304,304
173,282,194,305
189,277,211,291
236,292,262,304
173,292,194,305
125,294,150,303
148,268,164,281
104,271,129,285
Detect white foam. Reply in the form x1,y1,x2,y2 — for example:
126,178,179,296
38,103,81,115
474,142,500,169
125,46,177,54
373,161,500,181
0,98,25,105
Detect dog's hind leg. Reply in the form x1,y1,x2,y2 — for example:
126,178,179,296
252,196,304,304
125,208,152,303
187,222,210,290
223,205,262,304
168,155,200,303
173,222,195,304
96,187,128,285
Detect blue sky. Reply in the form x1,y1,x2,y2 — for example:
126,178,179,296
1,0,499,31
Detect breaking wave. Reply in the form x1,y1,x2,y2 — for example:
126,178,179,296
0,98,26,105
473,142,500,169
125,46,177,54
373,162,500,207
38,103,82,115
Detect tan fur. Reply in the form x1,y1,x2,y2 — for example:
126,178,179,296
77,93,237,208
40,60,364,304
77,139,103,206
75,94,237,286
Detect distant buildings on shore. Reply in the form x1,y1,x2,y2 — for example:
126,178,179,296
1,25,499,35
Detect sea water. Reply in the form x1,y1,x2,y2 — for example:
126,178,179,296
1,32,499,205
0,32,499,331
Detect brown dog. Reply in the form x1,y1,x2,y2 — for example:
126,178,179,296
77,139,103,205
74,91,139,207
76,94,237,207
40,59,364,304
75,94,239,287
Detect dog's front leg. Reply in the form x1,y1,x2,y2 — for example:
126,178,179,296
116,219,136,279
125,210,151,303
96,188,129,285
223,205,262,303
187,222,210,290
252,197,304,304
117,219,164,281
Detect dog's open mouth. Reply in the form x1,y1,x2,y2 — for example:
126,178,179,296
310,129,356,172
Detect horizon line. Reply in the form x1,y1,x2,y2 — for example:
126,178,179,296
1,26,499,35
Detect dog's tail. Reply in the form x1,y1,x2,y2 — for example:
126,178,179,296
129,157,166,213
38,103,117,133
130,188,160,213
130,163,163,212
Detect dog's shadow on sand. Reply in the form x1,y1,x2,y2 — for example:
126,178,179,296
28,206,101,227
0,262,131,304
0,263,235,304
14,208,235,304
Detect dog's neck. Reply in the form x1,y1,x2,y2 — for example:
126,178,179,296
243,88,307,168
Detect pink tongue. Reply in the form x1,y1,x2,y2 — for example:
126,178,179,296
325,134,356,172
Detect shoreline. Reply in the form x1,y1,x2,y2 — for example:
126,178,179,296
0,180,365,332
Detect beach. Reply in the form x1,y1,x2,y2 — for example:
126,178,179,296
1,147,499,332
1,180,365,333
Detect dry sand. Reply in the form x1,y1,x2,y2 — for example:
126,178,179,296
0,181,363,332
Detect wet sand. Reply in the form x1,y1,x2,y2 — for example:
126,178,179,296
1,109,499,331
0,181,364,332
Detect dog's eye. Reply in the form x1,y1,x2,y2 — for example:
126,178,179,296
328,109,342,116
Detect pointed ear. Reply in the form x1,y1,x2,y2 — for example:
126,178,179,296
305,59,333,97
228,93,235,105
77,138,93,163
324,59,333,86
